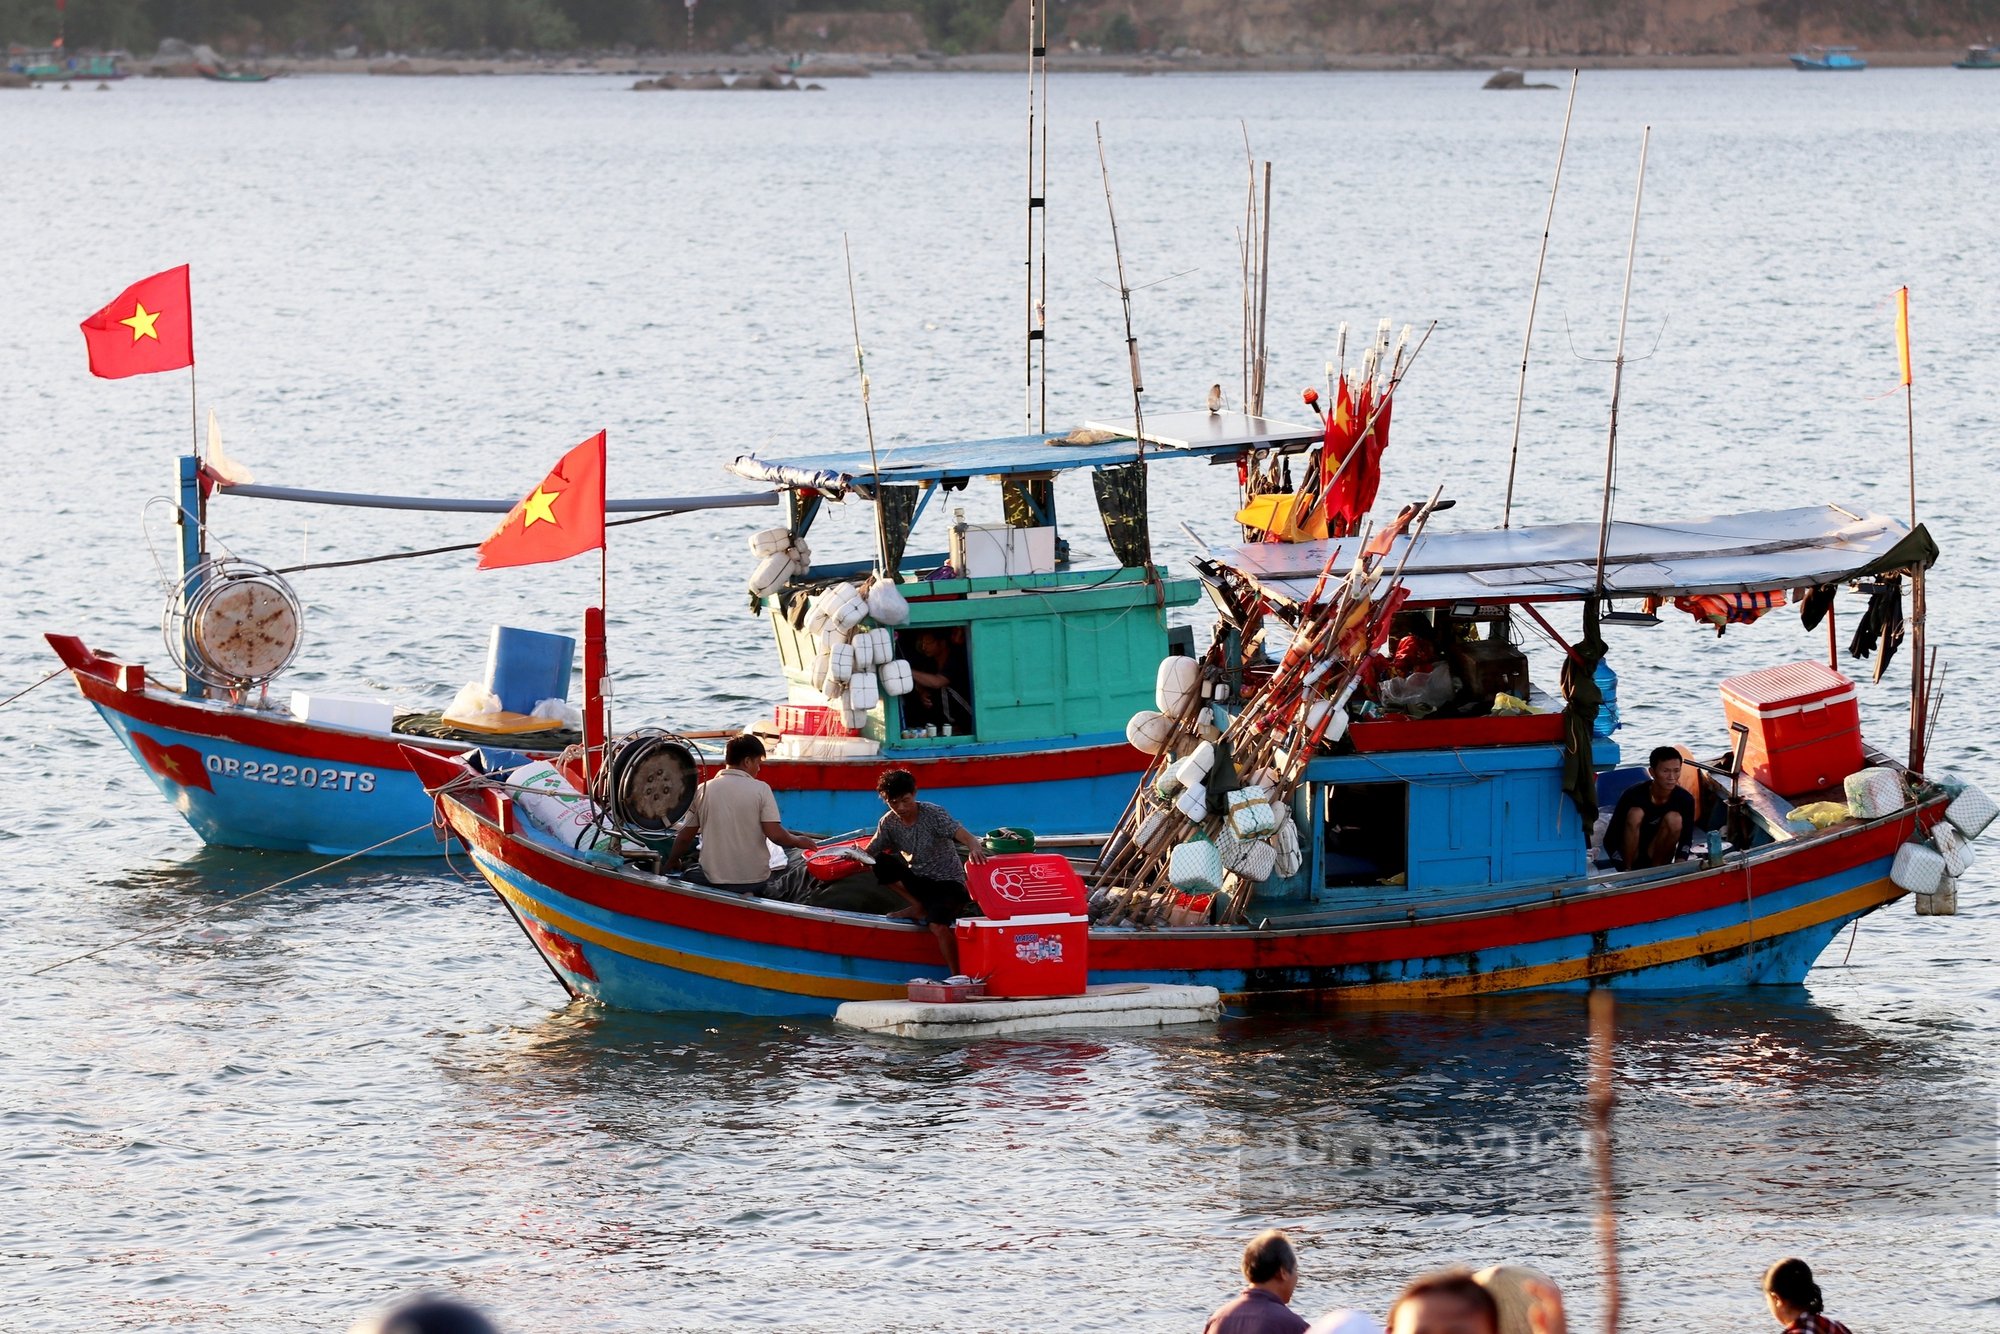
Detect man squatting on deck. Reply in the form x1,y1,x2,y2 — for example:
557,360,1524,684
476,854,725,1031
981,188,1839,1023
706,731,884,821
1611,745,1696,871
665,734,818,892
868,768,986,975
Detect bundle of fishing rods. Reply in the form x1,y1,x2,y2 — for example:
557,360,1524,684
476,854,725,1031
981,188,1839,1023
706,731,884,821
1091,490,1450,929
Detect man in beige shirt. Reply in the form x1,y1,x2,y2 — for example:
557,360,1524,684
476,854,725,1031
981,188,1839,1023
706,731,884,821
666,733,817,893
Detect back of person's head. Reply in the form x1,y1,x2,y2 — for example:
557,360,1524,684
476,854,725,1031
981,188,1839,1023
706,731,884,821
1649,745,1681,771
1389,1269,1499,1334
1764,1257,1825,1314
1241,1228,1298,1284
1473,1264,1559,1334
724,733,766,766
877,768,917,800
348,1295,498,1334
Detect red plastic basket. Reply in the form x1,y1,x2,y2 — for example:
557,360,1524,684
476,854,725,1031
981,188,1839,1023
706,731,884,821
774,703,851,737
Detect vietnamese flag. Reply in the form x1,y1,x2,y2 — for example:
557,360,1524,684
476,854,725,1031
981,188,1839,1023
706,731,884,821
477,432,607,570
80,265,194,379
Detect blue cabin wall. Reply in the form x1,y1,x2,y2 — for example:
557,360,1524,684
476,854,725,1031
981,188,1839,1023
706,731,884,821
1297,741,1620,900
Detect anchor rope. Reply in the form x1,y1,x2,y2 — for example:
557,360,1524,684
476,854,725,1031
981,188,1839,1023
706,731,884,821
29,820,439,977
0,665,67,712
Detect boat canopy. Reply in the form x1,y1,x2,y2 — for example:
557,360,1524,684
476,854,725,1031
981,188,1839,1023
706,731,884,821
727,411,1318,498
1215,505,1937,608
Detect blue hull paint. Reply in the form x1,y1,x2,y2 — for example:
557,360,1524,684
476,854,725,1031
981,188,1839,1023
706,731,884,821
474,847,925,1016
769,768,1138,839
93,703,446,857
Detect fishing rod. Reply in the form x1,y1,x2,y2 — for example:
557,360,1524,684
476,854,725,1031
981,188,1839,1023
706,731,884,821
1592,126,1652,596
1503,69,1580,529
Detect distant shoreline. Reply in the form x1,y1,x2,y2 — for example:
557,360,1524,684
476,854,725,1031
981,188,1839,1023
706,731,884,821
122,47,1982,79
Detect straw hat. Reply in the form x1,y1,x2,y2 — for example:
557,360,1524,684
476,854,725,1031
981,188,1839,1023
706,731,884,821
1474,1264,1561,1334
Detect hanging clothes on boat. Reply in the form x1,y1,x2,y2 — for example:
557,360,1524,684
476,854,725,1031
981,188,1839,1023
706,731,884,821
1798,582,1839,631
1673,590,1786,636
1848,576,1904,681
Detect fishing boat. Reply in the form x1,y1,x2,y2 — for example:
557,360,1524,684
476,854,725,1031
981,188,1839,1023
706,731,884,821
1954,44,1999,69
1790,45,1867,71
48,411,1312,855
6,48,126,80
195,64,275,82
417,498,1983,1016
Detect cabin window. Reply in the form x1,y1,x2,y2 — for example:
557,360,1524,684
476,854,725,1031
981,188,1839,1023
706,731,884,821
1321,782,1409,886
894,626,976,736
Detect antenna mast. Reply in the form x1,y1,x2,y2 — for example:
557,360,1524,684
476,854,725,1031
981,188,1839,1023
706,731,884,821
1025,0,1050,432
1095,122,1144,453
1502,68,1579,529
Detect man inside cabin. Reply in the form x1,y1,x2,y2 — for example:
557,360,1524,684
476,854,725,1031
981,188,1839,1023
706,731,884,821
665,733,818,894
1611,745,1697,871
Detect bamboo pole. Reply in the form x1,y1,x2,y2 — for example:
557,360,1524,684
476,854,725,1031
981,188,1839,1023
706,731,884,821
1588,989,1622,1334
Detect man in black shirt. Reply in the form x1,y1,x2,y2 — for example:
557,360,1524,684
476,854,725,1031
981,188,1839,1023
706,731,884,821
1611,746,1696,870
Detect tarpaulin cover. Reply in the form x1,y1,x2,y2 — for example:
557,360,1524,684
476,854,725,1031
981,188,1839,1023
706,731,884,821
1217,506,1935,607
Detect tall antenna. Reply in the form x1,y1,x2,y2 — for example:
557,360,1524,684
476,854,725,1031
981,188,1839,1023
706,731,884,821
1592,126,1652,596
843,234,891,572
1025,0,1050,432
1503,69,1580,529
1252,161,1273,416
1094,122,1145,453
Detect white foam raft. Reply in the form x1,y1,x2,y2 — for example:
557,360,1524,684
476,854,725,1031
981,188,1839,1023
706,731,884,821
835,983,1221,1039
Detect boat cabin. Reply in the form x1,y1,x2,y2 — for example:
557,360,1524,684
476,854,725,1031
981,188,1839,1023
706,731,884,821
1204,504,1936,920
726,412,1318,761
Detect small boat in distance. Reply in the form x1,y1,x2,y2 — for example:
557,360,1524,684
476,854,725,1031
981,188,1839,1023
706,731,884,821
1790,45,1867,71
1955,44,1998,69
195,64,275,82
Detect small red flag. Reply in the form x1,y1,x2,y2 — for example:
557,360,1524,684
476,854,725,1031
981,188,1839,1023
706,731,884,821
477,432,607,570
80,265,194,379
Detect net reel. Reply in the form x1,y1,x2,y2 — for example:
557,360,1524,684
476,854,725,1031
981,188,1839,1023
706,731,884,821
590,729,700,837
162,559,304,692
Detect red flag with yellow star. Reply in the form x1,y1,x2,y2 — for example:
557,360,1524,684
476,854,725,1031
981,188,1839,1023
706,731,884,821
80,265,194,379
478,432,607,570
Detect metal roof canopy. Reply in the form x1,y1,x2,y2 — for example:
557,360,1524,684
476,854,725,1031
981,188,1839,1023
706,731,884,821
726,411,1319,496
1215,505,1931,606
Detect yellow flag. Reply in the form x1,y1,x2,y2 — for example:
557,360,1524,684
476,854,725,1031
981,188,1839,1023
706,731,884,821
1895,286,1912,387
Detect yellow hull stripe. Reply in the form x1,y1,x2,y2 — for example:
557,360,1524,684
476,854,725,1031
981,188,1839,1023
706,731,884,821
483,857,1900,1007
1256,878,1903,1003
482,868,907,1003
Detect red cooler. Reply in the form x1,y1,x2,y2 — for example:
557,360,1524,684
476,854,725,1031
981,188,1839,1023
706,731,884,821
954,854,1090,998
1719,661,1864,797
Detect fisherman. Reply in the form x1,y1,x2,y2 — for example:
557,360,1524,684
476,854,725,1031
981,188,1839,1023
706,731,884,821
665,733,818,893
867,768,986,973
1611,746,1696,870
1386,1269,1500,1334
1201,1229,1309,1334
1762,1258,1853,1334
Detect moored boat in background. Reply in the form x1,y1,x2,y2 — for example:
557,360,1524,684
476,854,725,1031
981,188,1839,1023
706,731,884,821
1790,45,1867,70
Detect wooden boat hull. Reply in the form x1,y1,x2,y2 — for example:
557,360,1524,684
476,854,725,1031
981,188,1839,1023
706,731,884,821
439,782,1943,1016
48,633,1149,856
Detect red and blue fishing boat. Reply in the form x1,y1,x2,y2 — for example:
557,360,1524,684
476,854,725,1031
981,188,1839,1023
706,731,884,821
421,500,1983,1015
48,411,1314,855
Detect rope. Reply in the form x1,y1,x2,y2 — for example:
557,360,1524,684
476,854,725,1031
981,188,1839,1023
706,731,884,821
29,820,439,977
274,507,702,576
0,665,67,712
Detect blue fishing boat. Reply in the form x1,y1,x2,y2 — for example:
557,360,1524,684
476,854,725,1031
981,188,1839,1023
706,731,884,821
50,411,1316,855
1790,45,1867,70
420,501,1983,1016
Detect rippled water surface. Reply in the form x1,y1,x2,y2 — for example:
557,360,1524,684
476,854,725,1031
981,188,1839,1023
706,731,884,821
3,70,1997,1331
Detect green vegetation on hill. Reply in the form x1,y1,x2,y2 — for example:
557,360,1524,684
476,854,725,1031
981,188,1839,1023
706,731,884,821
7,0,2000,58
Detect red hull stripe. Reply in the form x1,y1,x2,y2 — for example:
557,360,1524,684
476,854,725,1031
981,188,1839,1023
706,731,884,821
60,639,1143,793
